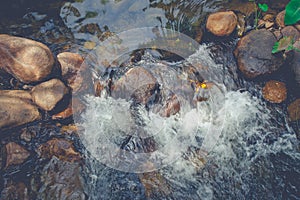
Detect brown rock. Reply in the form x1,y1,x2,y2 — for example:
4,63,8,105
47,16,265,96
5,142,30,168
0,34,54,83
31,79,69,111
52,97,85,120
0,90,32,100
159,94,180,117
206,11,237,36
287,99,300,121
38,138,81,162
1,182,29,200
281,26,300,41
234,29,284,78
0,96,40,129
292,40,300,85
276,10,285,28
57,52,85,93
262,80,287,103
112,67,157,104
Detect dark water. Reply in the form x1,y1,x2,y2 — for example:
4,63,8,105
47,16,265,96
0,0,300,199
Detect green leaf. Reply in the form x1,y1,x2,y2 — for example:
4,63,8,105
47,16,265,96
258,3,268,12
85,11,98,18
284,0,300,25
272,36,294,53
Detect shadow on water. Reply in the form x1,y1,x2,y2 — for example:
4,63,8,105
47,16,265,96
0,0,300,199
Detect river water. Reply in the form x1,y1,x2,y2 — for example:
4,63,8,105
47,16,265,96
0,0,299,199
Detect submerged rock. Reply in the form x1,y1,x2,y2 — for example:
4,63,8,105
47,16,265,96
37,138,81,162
287,99,300,121
0,34,54,83
262,80,287,103
35,157,85,200
52,97,85,120
112,67,157,104
5,142,30,168
0,96,40,129
57,52,85,93
206,11,237,36
31,79,69,111
1,182,29,200
234,29,284,78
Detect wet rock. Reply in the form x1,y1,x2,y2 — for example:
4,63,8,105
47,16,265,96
159,94,180,117
31,79,69,111
36,157,85,200
234,29,284,78
287,99,300,121
5,142,30,168
57,52,85,93
37,138,81,162
0,90,32,100
281,26,300,41
206,11,237,36
0,34,54,83
52,97,85,120
0,96,40,129
262,80,287,103
275,10,285,28
112,67,157,104
1,182,29,200
292,40,300,85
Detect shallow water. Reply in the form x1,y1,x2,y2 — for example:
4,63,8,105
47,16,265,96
0,0,300,199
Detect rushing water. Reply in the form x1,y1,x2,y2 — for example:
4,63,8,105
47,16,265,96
0,0,300,199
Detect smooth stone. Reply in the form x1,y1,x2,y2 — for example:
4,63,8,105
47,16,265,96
31,79,69,111
206,11,238,36
57,52,85,93
275,10,285,28
0,96,40,129
0,90,32,100
234,29,284,78
262,80,287,103
52,98,85,120
287,99,300,121
37,138,81,162
112,67,157,104
0,34,54,83
5,142,30,168
281,26,300,41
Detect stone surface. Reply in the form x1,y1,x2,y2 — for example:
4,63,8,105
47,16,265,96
52,98,85,120
112,67,157,104
276,10,285,28
234,29,284,78
35,157,85,200
57,52,85,93
1,182,29,200
38,138,81,162
292,40,300,85
31,79,69,111
206,11,237,36
159,94,180,117
0,90,32,100
5,142,30,168
288,99,300,121
262,80,287,103
281,26,300,41
0,96,40,129
0,34,54,83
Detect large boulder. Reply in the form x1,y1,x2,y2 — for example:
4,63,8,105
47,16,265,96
206,11,237,36
0,95,40,129
0,34,54,83
31,79,69,111
234,29,284,78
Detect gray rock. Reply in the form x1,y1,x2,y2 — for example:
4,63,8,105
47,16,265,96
0,34,54,83
234,29,284,78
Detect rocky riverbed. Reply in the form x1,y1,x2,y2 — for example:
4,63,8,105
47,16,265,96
0,0,300,199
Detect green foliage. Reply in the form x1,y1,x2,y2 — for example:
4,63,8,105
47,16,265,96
272,36,294,53
258,3,268,12
284,0,300,25
85,11,98,19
